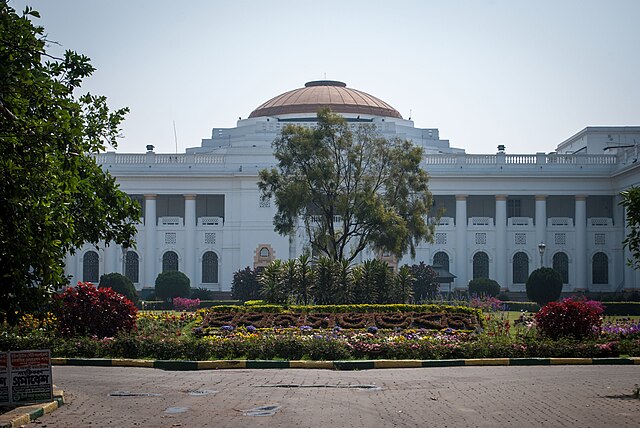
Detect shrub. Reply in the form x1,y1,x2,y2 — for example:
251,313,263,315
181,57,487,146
190,287,214,300
53,282,137,338
99,272,138,303
173,297,200,311
468,278,501,297
535,297,604,340
155,271,190,301
526,267,563,306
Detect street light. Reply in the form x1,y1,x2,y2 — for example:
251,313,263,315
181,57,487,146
538,242,546,268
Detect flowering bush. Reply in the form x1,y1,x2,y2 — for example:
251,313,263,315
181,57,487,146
535,297,604,340
173,297,200,311
53,282,137,338
470,296,505,312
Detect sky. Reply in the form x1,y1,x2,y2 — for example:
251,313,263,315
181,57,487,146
18,0,640,154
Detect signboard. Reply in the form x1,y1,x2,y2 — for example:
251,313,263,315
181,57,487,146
0,350,53,406
0,353,8,404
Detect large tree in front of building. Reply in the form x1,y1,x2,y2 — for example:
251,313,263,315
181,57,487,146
620,186,640,268
259,109,435,262
0,3,140,323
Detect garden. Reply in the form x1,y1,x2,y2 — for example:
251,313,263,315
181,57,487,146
1,280,639,362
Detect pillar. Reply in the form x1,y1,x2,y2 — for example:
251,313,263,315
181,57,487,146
184,195,197,285
535,195,547,267
455,195,468,289
103,242,116,275
144,194,157,287
495,195,508,290
575,195,587,290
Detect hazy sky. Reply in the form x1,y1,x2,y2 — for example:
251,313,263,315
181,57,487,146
20,0,640,154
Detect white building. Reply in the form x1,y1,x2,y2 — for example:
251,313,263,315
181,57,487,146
65,80,640,295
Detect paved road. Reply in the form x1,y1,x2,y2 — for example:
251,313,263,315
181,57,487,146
39,365,639,427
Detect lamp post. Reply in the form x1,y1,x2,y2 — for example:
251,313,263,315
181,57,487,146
538,242,546,268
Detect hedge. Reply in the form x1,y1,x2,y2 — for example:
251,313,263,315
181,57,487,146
137,300,241,310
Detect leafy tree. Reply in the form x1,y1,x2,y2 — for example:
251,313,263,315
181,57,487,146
155,271,190,301
0,4,140,323
259,109,435,263
313,257,338,305
408,262,439,301
620,186,640,268
231,267,261,302
526,267,563,306
99,272,138,303
295,254,315,305
259,260,285,304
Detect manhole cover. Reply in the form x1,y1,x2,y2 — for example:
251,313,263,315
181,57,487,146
109,391,161,397
165,407,188,414
187,390,218,396
243,405,281,417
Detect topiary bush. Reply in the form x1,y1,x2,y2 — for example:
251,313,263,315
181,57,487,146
526,267,563,306
468,278,501,297
53,282,137,338
155,271,191,301
99,272,138,303
535,297,604,339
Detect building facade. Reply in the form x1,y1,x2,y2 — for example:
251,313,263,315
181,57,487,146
65,80,640,293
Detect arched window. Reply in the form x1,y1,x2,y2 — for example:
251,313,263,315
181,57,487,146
433,252,449,272
552,252,569,284
472,252,489,279
259,247,270,258
125,251,139,283
592,252,608,284
513,252,529,284
162,251,179,272
82,250,99,283
202,251,219,283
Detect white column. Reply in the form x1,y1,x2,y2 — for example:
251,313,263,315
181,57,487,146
535,195,547,267
184,195,197,285
144,194,157,287
103,242,116,275
455,195,468,289
575,195,587,290
495,195,508,290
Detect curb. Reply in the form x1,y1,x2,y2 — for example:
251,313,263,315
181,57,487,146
51,357,640,371
0,390,64,428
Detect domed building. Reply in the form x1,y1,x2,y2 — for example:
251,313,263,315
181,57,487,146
68,80,640,295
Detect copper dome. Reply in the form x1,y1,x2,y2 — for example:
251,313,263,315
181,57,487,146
248,80,403,119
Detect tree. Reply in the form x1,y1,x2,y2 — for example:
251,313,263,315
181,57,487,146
526,267,563,306
468,278,501,297
231,267,261,302
155,271,191,301
99,272,138,303
0,3,140,323
408,262,439,301
259,109,435,263
620,186,640,268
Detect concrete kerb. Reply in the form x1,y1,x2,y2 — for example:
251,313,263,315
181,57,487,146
51,357,640,371
0,390,64,428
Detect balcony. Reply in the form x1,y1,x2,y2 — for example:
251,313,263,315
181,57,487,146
468,217,494,227
158,216,183,226
548,217,573,227
198,216,224,227
508,217,533,227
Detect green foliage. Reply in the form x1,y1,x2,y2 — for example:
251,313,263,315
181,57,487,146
53,282,137,338
259,108,435,262
393,265,415,304
408,262,439,301
190,287,215,300
231,267,261,302
620,186,640,268
259,260,285,304
155,271,191,301
526,267,563,306
0,4,140,323
99,272,138,303
468,278,501,297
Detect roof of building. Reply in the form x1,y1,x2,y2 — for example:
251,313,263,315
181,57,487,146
248,80,403,119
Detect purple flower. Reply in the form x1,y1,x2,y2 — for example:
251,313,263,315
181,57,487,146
246,325,257,332
300,325,313,332
221,325,234,331
367,326,379,334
